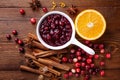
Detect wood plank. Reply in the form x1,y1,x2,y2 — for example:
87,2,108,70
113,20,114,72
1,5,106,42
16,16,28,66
0,0,120,8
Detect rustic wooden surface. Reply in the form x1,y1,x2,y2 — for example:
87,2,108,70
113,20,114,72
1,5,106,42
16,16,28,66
0,0,120,80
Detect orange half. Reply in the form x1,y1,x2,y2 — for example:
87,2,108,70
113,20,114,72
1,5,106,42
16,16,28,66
75,9,106,40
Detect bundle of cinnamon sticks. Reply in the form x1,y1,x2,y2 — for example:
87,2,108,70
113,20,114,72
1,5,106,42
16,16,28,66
20,33,70,78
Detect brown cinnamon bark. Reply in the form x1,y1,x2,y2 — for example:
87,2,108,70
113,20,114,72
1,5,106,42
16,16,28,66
20,65,51,77
33,60,61,76
49,56,61,63
38,58,70,71
33,48,43,53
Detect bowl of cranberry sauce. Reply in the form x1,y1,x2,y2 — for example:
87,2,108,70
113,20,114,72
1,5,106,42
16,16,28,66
36,11,95,55
37,11,75,50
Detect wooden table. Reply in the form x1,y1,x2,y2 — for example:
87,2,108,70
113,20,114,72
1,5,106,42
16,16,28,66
0,0,120,80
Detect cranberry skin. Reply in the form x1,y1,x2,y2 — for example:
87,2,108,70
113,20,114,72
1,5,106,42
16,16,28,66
100,61,105,66
76,68,80,73
75,62,81,67
19,47,25,53
94,54,99,59
99,44,104,49
14,38,19,43
42,7,48,13
100,70,105,76
12,30,18,35
30,18,36,24
81,62,86,67
68,72,73,76
77,56,82,61
86,58,92,64
63,73,69,79
106,53,111,59
76,51,81,56
17,40,24,46
19,9,25,15
6,34,11,40
100,49,105,54
62,57,68,63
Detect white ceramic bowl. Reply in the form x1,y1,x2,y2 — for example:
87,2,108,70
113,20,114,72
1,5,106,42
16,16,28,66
36,11,95,55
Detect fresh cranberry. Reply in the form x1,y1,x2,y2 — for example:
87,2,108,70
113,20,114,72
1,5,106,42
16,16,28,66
76,51,81,56
100,49,105,54
93,44,98,49
85,65,90,70
70,54,75,58
86,58,92,64
90,63,95,68
30,18,36,24
81,70,85,75
73,58,78,63
14,38,19,43
82,57,86,62
100,61,105,66
42,7,48,13
63,73,69,79
100,70,105,76
77,56,82,61
68,72,73,76
71,69,76,73
12,30,18,35
75,73,79,77
6,34,11,40
88,43,93,48
106,53,111,59
19,47,25,53
99,44,104,49
88,55,93,59
76,68,80,73
85,40,90,45
81,62,86,67
75,62,81,67
19,9,25,15
70,48,75,53
62,57,68,63
84,75,90,80
17,39,24,46
68,58,73,63
94,54,99,59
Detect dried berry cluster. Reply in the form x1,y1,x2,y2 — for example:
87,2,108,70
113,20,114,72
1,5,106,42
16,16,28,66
61,40,111,80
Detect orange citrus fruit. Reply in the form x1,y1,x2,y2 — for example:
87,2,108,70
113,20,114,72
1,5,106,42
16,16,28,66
75,9,106,40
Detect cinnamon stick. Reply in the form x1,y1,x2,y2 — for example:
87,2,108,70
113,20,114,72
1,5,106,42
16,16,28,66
33,49,43,53
33,60,61,76
20,65,51,77
49,56,61,63
28,33,39,41
38,58,70,71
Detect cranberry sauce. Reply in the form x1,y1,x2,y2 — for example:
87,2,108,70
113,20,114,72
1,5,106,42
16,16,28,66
39,14,72,46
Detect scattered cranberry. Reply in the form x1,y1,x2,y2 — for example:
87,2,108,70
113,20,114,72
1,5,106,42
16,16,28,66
6,34,11,40
82,57,86,62
88,55,93,59
106,53,111,59
76,68,80,73
70,48,75,53
42,7,48,13
90,63,95,68
14,38,19,43
73,58,78,63
75,62,81,67
19,47,25,53
71,69,76,73
12,30,18,35
100,49,105,53
19,9,25,15
81,62,86,67
94,54,99,59
100,70,105,76
68,72,73,76
63,73,69,79
100,61,105,66
30,18,36,24
62,57,68,63
75,73,79,77
99,44,104,49
76,51,81,56
77,56,82,61
17,39,24,46
86,58,92,64
68,58,73,63
84,75,90,80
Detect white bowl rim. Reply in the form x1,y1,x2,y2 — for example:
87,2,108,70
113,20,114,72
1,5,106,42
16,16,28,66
36,11,75,50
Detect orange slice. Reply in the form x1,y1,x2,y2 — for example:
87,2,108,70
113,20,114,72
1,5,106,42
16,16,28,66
75,9,106,40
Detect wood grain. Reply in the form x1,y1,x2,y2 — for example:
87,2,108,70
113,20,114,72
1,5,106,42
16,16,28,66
0,0,120,80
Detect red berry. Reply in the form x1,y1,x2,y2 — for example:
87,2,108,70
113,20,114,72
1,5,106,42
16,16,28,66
73,58,78,62
81,70,85,75
86,58,92,64
88,55,93,58
77,56,82,61
100,70,105,76
71,69,76,73
75,62,81,67
19,9,25,15
85,40,90,45
17,40,24,46
63,73,69,79
68,72,73,76
12,30,18,35
100,61,105,66
99,44,104,49
68,58,73,63
62,57,68,62
100,49,105,53
30,18,36,24
19,47,25,53
106,53,111,59
94,54,99,59
76,68,80,73
6,34,11,40
75,73,79,77
90,63,95,68
14,38,19,43
42,7,48,13
76,51,81,56
85,65,90,70
81,62,86,67
93,44,98,49
70,48,75,53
